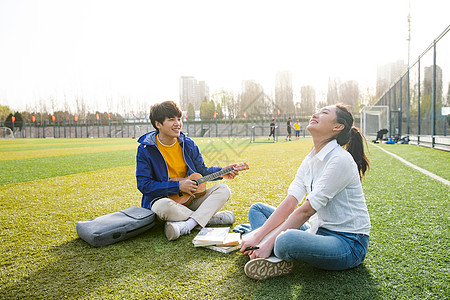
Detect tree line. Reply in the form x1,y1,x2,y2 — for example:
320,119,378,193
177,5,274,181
0,105,125,132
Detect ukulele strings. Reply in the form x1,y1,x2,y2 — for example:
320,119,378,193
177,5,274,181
196,166,235,185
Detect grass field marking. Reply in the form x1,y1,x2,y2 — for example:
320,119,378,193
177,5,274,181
0,139,135,152
373,144,450,186
0,142,138,161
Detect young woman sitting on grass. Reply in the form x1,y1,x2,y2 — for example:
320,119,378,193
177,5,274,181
241,103,371,280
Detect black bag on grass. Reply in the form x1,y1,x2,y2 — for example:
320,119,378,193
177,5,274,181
76,206,155,247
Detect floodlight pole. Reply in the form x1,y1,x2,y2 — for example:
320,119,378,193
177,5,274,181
406,3,411,135
432,41,437,148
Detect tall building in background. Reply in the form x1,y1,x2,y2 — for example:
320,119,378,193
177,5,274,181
179,76,197,110
376,60,407,99
275,70,294,115
424,65,443,106
300,85,316,116
179,76,209,110
240,80,266,116
198,81,209,105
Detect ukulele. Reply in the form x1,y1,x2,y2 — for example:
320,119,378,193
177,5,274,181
169,162,249,206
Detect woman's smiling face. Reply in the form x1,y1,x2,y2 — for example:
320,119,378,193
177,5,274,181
307,105,344,137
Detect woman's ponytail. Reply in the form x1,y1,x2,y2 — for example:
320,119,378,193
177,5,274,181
335,104,370,178
346,127,369,178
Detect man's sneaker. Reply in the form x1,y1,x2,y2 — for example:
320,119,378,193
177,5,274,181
164,221,190,241
207,211,236,226
244,257,294,280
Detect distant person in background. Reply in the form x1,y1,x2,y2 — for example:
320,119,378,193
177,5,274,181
372,128,388,143
286,117,293,141
241,103,370,280
293,120,301,139
268,119,276,140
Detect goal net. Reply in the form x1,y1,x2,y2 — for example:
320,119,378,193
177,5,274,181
250,125,278,143
360,106,389,139
0,127,14,138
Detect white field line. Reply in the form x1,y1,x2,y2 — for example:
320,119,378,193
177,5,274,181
373,144,450,186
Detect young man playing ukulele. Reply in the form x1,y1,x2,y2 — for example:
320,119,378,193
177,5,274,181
136,101,245,241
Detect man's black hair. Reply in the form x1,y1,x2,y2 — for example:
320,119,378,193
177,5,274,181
150,101,182,132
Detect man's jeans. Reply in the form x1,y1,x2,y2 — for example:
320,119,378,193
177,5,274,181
248,202,369,270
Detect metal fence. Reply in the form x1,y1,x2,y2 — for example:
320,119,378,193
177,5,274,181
3,120,154,139
373,25,450,150
3,117,312,140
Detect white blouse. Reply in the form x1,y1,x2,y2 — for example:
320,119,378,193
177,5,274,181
288,139,371,235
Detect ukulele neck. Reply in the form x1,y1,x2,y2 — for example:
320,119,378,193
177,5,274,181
195,166,234,185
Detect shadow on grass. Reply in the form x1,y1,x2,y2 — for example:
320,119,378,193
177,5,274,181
2,221,380,299
1,223,255,299
1,223,168,299
235,256,380,300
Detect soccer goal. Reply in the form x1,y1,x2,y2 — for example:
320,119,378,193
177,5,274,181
0,127,14,138
250,125,278,143
360,106,389,139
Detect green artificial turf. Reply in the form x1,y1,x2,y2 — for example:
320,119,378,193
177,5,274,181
0,137,254,185
370,142,450,181
0,138,448,299
0,139,134,152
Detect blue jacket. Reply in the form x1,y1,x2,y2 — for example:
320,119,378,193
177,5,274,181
136,131,222,208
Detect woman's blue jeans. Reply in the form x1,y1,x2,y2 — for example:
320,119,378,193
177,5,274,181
248,202,370,271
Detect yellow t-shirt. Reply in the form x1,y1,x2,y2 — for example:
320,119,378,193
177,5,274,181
293,123,300,130
156,137,187,179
